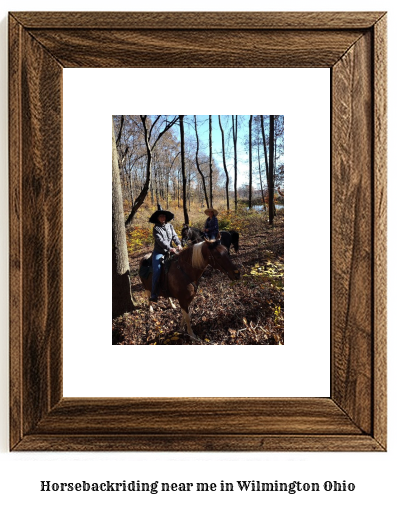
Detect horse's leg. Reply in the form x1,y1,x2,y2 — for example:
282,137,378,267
181,308,186,332
145,290,153,313
179,307,187,330
181,308,196,339
168,297,177,309
180,313,185,330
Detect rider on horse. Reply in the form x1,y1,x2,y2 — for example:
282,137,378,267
149,205,182,302
203,208,219,240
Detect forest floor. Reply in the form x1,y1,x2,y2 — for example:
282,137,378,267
113,206,284,345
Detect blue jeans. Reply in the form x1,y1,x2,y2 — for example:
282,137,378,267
151,251,164,297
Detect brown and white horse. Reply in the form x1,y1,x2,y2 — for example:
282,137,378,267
139,239,240,338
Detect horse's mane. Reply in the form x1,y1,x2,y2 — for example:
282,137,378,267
175,244,200,269
177,240,218,270
191,242,207,269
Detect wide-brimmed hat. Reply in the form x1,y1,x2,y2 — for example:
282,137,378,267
149,205,174,224
204,208,218,216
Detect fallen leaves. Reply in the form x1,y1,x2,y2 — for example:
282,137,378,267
113,214,284,345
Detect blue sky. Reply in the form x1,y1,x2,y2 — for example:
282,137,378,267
180,115,259,187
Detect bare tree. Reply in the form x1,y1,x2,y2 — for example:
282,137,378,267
218,115,230,210
269,115,275,226
115,114,125,147
209,115,213,207
167,151,180,208
257,138,266,210
260,115,270,184
112,119,135,318
124,115,178,226
194,115,209,208
179,115,189,224
232,115,238,211
248,115,253,208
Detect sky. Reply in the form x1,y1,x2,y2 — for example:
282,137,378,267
177,114,283,188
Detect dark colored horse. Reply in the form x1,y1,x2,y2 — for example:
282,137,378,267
181,226,239,254
139,239,240,338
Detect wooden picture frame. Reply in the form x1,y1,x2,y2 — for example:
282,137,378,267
9,11,387,451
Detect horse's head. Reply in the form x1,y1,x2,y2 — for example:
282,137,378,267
181,224,190,246
182,226,204,246
204,239,240,280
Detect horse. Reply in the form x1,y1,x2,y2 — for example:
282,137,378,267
139,239,240,339
181,226,240,254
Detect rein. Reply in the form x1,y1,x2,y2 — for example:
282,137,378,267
206,248,229,276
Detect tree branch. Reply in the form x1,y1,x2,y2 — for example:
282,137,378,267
115,114,124,147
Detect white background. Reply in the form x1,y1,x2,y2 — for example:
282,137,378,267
63,68,330,397
0,1,395,507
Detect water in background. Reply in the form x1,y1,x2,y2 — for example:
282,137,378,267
249,204,284,211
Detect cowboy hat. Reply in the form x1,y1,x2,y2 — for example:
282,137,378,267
204,208,218,216
149,204,174,224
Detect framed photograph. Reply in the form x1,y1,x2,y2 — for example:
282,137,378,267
110,112,285,346
9,11,387,451
63,68,329,399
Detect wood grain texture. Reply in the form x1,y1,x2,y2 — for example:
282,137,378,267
31,398,362,435
27,29,363,68
9,16,64,448
373,15,387,449
332,32,373,434
9,15,23,450
8,11,387,452
14,435,383,452
11,11,386,29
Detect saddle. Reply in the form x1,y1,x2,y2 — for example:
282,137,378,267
139,253,176,296
139,254,153,280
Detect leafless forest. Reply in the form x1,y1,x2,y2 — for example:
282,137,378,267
112,115,284,345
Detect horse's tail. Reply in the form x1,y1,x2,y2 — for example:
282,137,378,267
229,230,240,253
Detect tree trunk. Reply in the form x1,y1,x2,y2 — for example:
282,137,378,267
187,160,192,211
115,114,124,147
179,115,189,224
218,115,230,210
112,119,135,318
269,115,275,226
261,115,270,214
194,115,209,208
177,168,180,207
169,151,180,209
248,115,253,208
260,115,270,183
258,141,266,210
232,115,238,212
154,154,159,205
209,115,213,207
273,129,278,217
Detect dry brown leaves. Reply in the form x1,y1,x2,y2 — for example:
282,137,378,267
113,216,284,345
